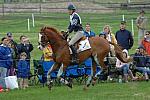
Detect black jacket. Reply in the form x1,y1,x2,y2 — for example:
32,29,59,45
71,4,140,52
17,43,33,60
115,29,134,50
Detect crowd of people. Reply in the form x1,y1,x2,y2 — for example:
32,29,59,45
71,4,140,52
65,4,150,83
0,4,150,91
0,34,33,90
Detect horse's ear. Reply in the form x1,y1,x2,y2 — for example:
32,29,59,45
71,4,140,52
41,26,47,32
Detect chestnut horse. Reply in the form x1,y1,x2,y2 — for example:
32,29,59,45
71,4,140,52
38,27,130,90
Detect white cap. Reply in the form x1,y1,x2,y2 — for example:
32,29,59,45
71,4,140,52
122,49,128,56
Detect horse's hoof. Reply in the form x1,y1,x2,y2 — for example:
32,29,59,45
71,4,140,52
92,80,96,86
48,84,52,90
83,86,88,91
66,82,72,89
87,84,90,87
47,81,53,90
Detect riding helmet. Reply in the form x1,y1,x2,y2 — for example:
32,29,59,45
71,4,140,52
68,4,76,10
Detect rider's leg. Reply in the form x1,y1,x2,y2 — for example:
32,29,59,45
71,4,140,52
69,31,84,63
69,45,78,63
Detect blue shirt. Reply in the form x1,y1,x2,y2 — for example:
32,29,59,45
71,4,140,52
84,31,95,37
17,60,30,78
0,45,12,69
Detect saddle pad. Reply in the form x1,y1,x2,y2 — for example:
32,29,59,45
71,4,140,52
78,38,91,52
69,38,91,54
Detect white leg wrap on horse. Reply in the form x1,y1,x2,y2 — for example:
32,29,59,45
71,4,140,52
86,66,93,85
94,54,100,66
57,64,63,78
47,63,55,76
86,75,92,85
47,63,55,79
60,78,68,84
95,69,102,77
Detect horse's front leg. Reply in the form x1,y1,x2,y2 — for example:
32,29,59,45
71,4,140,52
47,63,61,90
57,64,72,89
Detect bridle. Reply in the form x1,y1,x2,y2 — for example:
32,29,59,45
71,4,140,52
39,31,67,49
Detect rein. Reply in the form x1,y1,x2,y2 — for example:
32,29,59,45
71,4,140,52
46,34,69,58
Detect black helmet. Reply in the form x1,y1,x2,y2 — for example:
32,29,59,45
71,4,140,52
68,4,76,10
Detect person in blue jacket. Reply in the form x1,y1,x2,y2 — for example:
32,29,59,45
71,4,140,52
17,52,30,89
65,4,84,63
115,21,134,50
84,23,95,37
0,37,12,78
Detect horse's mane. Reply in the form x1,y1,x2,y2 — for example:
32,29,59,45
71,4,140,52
46,27,62,36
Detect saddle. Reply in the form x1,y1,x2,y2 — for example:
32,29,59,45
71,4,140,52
69,37,91,64
69,37,91,54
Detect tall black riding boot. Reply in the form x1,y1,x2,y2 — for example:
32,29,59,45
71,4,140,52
70,45,79,64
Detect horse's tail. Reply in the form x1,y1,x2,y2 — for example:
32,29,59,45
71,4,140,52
108,42,133,63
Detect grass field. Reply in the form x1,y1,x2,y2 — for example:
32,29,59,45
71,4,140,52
0,82,150,100
0,10,150,99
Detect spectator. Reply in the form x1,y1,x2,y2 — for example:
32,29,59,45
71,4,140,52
42,44,53,61
0,37,12,78
41,44,54,77
115,21,134,50
6,32,18,56
17,35,33,66
7,42,16,76
99,32,106,38
84,23,95,37
141,31,150,55
136,10,148,45
17,52,30,89
6,32,18,75
101,25,117,56
133,46,149,81
116,49,137,83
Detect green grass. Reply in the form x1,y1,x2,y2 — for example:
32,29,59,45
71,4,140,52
0,82,150,100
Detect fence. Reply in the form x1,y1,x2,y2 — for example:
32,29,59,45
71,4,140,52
0,0,150,15
1,0,150,3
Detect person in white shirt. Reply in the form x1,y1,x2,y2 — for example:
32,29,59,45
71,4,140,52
116,49,137,82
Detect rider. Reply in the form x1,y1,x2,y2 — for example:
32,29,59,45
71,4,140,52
66,4,84,63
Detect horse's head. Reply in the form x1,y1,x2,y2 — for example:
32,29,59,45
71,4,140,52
38,26,66,49
38,27,49,49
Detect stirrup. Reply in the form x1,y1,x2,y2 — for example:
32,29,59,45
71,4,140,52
71,59,79,64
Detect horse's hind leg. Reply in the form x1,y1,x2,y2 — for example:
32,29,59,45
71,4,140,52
84,58,97,90
91,54,108,84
